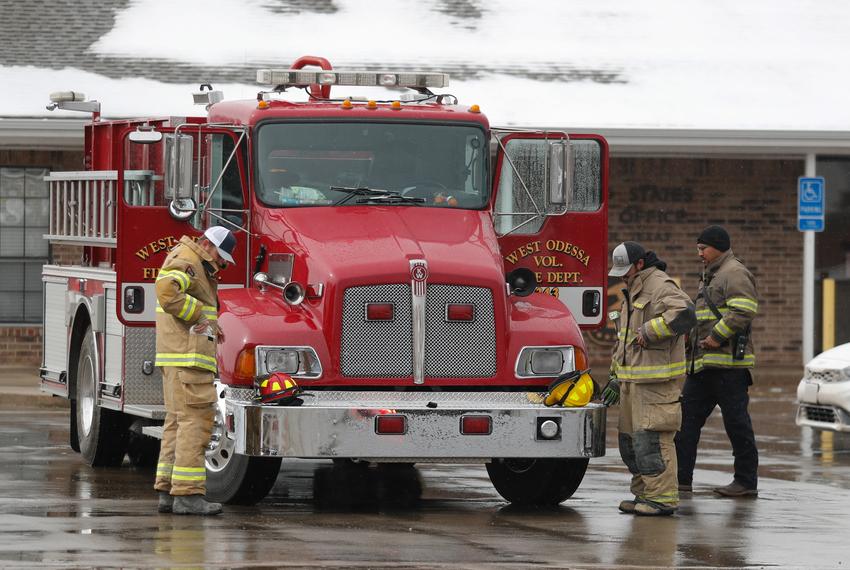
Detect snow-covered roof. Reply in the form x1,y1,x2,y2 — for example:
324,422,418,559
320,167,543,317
2,0,850,152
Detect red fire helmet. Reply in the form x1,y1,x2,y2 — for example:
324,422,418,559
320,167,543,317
256,372,302,405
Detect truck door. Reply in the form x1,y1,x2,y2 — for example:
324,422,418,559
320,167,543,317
116,124,250,325
493,131,608,329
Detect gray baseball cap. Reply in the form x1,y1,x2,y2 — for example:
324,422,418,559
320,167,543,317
608,241,645,277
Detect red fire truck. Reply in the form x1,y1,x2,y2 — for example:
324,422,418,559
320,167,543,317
41,55,609,506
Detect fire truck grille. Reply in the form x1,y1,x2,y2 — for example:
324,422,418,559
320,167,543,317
340,284,496,378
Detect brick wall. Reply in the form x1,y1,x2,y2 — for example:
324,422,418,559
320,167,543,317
1,149,84,367
584,157,805,372
0,327,42,366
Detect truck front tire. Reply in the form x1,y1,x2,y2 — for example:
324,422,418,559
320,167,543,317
486,457,589,506
205,454,282,505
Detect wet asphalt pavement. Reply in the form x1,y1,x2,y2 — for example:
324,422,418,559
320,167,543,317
1,375,849,569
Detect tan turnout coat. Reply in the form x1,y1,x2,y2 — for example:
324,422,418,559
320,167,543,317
154,236,220,375
689,249,758,373
612,266,696,382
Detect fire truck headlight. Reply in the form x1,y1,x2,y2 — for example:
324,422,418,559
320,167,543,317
266,350,299,374
256,346,322,379
515,346,574,378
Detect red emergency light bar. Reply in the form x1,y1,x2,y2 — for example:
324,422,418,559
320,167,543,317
446,303,475,322
366,303,395,321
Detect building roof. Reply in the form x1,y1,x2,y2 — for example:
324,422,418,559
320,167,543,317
2,0,850,154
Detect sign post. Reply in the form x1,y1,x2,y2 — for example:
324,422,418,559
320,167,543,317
798,176,825,232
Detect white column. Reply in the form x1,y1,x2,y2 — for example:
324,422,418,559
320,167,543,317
802,154,816,364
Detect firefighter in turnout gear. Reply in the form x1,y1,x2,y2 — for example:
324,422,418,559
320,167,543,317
676,225,760,497
153,226,236,516
605,241,696,516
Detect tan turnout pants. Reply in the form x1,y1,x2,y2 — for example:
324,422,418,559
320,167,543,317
154,367,216,496
617,378,684,507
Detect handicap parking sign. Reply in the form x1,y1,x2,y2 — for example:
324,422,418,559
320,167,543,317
798,177,825,232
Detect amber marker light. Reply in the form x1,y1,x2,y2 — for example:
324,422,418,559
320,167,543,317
257,100,270,110
341,99,353,109
367,100,377,109
391,101,402,110
469,104,481,113
575,347,588,371
233,348,256,385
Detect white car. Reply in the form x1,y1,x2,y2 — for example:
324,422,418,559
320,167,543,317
796,342,850,432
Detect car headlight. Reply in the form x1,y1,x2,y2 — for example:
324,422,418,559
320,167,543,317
256,346,322,379
516,346,574,378
842,365,850,382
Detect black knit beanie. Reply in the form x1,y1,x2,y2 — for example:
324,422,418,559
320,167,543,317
697,225,730,252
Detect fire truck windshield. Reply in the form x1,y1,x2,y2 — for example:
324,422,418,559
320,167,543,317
256,122,487,209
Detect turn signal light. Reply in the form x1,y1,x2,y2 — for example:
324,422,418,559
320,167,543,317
232,348,256,386
375,415,407,434
461,415,492,435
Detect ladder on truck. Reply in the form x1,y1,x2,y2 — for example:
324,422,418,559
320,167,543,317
44,170,160,246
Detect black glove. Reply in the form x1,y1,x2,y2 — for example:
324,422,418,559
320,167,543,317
602,376,621,407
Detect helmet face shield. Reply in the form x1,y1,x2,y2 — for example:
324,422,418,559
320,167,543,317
543,370,595,407
256,372,303,405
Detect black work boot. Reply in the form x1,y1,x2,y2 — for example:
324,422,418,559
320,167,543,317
618,499,637,514
173,495,223,516
713,481,758,497
158,492,174,513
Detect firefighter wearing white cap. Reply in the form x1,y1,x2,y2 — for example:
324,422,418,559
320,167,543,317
604,241,696,516
153,226,236,516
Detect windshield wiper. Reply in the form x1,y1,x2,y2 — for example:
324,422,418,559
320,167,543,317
356,194,425,205
329,185,390,206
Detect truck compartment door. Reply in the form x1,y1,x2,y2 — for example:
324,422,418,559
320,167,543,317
493,131,609,329
116,125,250,325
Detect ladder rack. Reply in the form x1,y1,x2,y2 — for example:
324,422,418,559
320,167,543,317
44,170,159,247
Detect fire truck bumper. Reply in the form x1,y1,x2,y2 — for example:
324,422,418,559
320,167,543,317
224,390,606,460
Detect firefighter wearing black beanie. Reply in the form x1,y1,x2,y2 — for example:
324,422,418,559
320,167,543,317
697,225,730,252
677,224,760,499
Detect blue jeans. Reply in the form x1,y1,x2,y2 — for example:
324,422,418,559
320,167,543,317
675,368,758,489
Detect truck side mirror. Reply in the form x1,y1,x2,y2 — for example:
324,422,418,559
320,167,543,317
547,139,573,212
164,134,194,200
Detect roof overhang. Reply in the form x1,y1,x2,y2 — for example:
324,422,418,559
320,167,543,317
0,117,88,150
3,116,850,158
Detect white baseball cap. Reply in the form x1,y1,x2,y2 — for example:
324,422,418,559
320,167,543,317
608,241,645,277
203,226,236,264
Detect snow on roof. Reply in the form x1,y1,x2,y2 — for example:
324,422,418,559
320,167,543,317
2,0,850,132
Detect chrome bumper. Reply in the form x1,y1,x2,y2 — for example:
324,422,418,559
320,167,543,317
225,391,606,460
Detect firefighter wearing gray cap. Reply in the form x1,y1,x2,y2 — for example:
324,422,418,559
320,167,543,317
676,225,760,497
604,241,696,516
153,226,236,516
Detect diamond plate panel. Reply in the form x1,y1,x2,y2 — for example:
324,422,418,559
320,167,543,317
425,285,496,377
341,284,413,377
123,327,163,405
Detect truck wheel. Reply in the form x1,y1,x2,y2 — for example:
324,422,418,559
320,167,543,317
75,327,129,467
204,391,281,504
486,458,589,506
69,399,81,453
205,454,282,505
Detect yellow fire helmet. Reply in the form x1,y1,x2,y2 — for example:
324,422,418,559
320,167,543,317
543,369,595,407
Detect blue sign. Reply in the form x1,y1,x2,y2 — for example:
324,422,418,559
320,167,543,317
798,176,825,232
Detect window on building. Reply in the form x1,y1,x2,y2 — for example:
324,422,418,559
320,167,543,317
0,168,49,323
